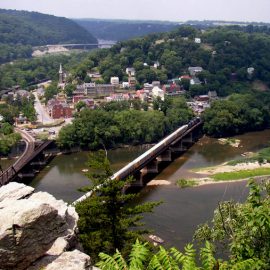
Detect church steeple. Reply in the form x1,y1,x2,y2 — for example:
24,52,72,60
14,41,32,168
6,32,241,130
59,63,64,84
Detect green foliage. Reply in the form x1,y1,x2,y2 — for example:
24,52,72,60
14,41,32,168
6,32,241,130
194,179,270,268
202,92,270,137
212,168,270,181
0,9,97,63
76,151,161,263
97,179,269,269
97,240,222,270
176,179,198,188
44,83,58,102
0,131,21,156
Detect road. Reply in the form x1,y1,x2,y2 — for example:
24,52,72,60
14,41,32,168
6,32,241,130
33,92,53,124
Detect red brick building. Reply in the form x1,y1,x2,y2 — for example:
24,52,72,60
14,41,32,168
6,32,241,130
47,99,72,119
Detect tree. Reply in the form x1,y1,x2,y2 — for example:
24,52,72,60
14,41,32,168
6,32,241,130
75,100,87,112
76,151,161,263
64,83,76,97
194,179,270,268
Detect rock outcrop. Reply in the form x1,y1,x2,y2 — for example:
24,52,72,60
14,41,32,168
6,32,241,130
0,182,91,270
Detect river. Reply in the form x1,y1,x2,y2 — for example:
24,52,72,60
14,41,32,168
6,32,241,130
26,129,270,250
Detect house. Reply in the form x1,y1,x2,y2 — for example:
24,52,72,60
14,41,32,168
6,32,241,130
179,75,191,81
122,82,130,89
195,95,209,102
152,86,164,101
143,83,153,91
153,61,160,69
87,72,102,81
126,67,136,77
190,78,201,85
84,83,96,96
73,95,86,104
188,67,203,76
208,91,218,100
128,77,137,89
105,93,130,102
110,77,120,87
194,38,201,44
247,67,255,79
95,84,115,97
47,99,72,119
152,81,161,87
136,90,148,102
162,84,181,95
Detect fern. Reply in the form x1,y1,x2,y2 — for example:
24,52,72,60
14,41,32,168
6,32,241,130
182,244,199,270
231,258,264,270
129,239,150,270
147,254,166,270
200,241,217,270
97,251,124,270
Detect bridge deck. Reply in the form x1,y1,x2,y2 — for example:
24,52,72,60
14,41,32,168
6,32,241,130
0,139,53,186
74,119,202,204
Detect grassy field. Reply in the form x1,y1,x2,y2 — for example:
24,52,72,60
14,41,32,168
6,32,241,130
212,168,270,181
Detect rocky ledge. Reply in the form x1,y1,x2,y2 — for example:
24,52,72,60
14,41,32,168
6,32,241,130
0,182,91,270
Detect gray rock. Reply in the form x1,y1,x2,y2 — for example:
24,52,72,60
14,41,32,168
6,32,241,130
44,250,91,270
0,182,34,202
0,183,89,270
0,199,66,270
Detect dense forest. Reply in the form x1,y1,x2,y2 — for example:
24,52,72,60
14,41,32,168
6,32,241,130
0,9,97,64
75,19,179,41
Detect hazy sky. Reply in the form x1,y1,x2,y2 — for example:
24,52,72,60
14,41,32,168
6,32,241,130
0,0,269,23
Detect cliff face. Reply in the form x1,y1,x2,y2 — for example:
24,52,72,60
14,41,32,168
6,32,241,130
0,182,91,270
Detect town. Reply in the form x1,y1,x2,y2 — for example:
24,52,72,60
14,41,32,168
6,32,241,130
0,62,219,139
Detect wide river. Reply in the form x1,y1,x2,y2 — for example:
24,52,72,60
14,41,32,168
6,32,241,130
27,129,270,250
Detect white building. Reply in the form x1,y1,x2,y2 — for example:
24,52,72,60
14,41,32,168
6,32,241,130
110,77,120,87
194,38,201,44
152,86,164,101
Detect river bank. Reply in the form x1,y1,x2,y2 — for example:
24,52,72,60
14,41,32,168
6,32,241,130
176,160,270,187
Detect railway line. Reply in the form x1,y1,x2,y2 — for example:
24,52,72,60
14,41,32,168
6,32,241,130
0,129,53,186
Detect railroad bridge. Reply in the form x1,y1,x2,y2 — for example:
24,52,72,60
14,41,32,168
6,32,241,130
74,118,203,204
0,129,54,186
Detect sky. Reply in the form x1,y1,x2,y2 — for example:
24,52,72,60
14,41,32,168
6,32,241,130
0,0,269,23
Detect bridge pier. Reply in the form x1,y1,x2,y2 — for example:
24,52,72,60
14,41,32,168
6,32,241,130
170,141,187,152
140,160,159,174
181,132,193,143
156,149,172,162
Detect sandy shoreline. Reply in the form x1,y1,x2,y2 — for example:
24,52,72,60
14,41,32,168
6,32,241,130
194,161,270,175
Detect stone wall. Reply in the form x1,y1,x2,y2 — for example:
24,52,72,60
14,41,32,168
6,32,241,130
0,182,91,270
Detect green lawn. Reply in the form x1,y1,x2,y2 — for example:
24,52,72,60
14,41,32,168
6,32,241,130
213,168,270,181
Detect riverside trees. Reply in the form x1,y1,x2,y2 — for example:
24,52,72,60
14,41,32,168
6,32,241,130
57,97,193,149
76,150,161,263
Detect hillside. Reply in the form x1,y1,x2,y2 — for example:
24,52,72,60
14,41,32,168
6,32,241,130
74,19,179,41
0,9,97,63
0,9,97,45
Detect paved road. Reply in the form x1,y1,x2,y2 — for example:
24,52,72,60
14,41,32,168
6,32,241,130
33,92,53,124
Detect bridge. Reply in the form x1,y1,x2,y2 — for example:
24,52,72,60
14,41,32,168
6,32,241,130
33,42,116,50
74,118,203,204
0,129,54,186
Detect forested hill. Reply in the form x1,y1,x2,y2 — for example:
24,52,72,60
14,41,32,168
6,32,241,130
0,9,97,45
74,19,179,41
0,9,97,64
